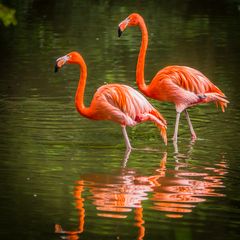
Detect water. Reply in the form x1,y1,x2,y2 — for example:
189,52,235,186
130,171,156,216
0,0,240,239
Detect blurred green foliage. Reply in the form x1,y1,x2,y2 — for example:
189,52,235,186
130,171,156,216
0,3,17,26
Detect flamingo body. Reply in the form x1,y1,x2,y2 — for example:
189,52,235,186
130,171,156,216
118,13,229,141
87,83,166,127
55,51,167,149
147,65,228,113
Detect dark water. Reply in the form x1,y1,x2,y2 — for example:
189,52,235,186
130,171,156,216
1,0,240,239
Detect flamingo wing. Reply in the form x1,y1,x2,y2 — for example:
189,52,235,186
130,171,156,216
148,66,228,112
89,84,167,143
92,84,137,126
91,84,157,123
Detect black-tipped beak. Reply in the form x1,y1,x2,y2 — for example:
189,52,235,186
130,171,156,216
118,27,122,37
54,64,59,73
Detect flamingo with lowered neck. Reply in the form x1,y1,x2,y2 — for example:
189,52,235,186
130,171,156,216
55,51,167,150
118,13,229,142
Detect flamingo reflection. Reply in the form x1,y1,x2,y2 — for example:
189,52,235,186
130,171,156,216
55,147,227,239
55,166,151,240
55,182,85,240
150,142,228,218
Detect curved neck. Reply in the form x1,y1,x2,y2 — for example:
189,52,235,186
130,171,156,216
136,19,148,94
75,57,90,117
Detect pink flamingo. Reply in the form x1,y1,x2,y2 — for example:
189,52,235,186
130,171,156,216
118,13,229,142
55,51,167,150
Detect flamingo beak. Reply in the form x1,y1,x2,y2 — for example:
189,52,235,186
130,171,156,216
118,27,123,37
118,18,130,37
54,55,69,73
54,64,59,73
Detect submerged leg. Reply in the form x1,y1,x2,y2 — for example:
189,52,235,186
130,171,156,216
173,112,181,142
121,126,132,150
184,109,197,140
122,148,132,168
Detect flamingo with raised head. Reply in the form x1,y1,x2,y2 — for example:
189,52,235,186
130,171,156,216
55,51,167,150
118,13,229,142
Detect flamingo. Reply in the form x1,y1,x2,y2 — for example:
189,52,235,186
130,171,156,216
54,51,167,151
118,13,229,142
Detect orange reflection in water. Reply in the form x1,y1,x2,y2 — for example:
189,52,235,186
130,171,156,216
55,147,228,239
55,181,85,240
55,169,149,240
150,145,228,218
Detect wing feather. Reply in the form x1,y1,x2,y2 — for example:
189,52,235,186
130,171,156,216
93,84,166,125
150,66,228,111
155,66,224,95
90,84,167,143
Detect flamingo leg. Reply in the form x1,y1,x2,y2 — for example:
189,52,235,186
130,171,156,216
173,140,178,154
173,112,181,142
122,148,132,168
184,110,197,140
121,126,132,150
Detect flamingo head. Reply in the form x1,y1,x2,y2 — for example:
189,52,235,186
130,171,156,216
118,13,142,37
55,52,81,72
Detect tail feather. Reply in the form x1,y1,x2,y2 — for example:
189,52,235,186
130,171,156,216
150,109,168,145
136,109,167,145
159,125,167,146
150,109,167,125
204,93,229,112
